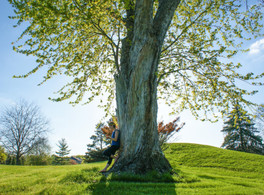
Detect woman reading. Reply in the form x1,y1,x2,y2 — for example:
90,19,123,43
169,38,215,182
99,122,120,173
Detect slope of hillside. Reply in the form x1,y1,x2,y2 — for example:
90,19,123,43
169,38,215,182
0,143,263,194
164,143,264,172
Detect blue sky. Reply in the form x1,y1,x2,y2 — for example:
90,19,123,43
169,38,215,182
0,1,264,155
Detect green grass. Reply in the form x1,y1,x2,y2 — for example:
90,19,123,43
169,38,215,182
0,143,263,194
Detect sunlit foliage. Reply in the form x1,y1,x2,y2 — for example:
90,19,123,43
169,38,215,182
9,0,264,120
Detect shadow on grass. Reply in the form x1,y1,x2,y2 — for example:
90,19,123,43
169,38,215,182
88,170,178,195
60,167,198,194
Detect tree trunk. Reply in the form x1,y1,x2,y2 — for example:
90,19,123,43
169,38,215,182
113,40,171,174
16,152,21,165
109,0,181,174
239,127,245,151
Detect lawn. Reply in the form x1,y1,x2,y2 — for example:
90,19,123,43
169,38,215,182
0,143,263,194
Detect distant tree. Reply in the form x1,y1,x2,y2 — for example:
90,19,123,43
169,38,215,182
158,117,185,150
54,138,71,165
0,100,50,165
25,137,52,165
0,145,7,164
28,137,51,156
26,154,52,165
221,105,264,155
25,153,52,165
85,123,109,163
5,154,16,165
255,104,264,138
56,138,71,157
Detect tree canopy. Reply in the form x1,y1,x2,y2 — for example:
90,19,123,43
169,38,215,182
9,0,264,121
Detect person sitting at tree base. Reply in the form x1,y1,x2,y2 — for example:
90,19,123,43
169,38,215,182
99,122,120,173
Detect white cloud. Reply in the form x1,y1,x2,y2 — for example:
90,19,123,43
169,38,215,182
249,38,264,55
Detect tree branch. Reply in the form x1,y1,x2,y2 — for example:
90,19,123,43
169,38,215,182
161,5,212,53
153,0,181,45
73,0,120,73
133,0,153,37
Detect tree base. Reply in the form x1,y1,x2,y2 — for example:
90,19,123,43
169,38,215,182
108,151,172,175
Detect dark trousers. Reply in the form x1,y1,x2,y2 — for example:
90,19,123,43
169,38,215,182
103,145,120,165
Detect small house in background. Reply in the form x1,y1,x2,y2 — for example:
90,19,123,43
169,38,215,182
70,156,83,164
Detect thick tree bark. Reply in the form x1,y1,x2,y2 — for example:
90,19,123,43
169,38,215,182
114,41,171,174
110,0,181,174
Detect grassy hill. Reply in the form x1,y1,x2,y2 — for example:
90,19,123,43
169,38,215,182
0,143,263,194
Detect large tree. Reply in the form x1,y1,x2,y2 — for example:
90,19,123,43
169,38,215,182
9,0,264,173
0,100,50,165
